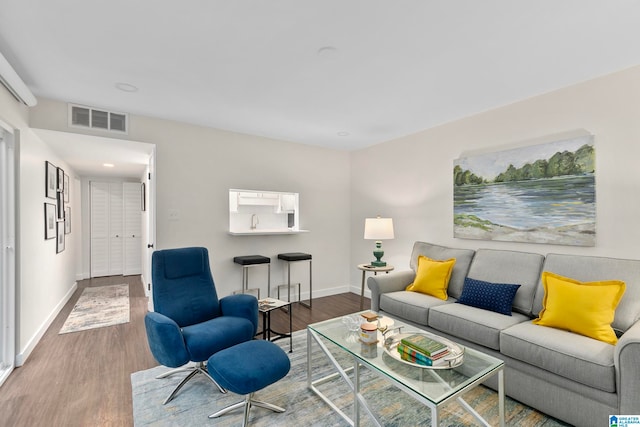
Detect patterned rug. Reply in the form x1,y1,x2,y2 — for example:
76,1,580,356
131,330,568,426
59,284,130,334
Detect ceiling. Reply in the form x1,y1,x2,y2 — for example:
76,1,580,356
32,128,154,179
2,0,640,159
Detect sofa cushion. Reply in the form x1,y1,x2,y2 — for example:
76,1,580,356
409,242,475,299
533,272,625,345
501,321,616,393
429,303,529,350
405,256,456,300
535,253,640,335
457,277,520,316
380,291,451,326
466,248,544,316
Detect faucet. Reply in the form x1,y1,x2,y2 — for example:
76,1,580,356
251,214,259,230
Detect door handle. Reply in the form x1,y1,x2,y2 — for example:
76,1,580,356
147,243,154,248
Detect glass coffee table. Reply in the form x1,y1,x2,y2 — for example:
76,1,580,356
307,313,505,427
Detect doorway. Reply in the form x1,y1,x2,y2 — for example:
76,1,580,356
31,129,155,283
0,123,16,387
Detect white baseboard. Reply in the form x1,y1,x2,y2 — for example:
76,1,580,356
349,284,370,299
15,282,78,367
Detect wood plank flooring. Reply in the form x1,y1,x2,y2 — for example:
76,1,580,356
0,275,365,427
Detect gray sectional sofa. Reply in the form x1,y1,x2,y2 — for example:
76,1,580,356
368,241,640,427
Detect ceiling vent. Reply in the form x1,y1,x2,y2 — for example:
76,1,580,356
68,104,128,133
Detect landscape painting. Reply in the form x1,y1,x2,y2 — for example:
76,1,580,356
453,135,595,246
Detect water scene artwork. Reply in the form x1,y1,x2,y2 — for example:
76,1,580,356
453,135,595,246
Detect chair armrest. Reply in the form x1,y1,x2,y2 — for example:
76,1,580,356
615,320,640,413
220,294,259,336
144,311,190,368
367,270,415,312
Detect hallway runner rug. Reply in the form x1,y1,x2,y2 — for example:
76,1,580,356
59,284,130,334
131,330,568,426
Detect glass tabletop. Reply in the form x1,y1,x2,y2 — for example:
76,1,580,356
307,312,504,405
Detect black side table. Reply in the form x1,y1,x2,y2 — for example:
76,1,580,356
257,298,293,353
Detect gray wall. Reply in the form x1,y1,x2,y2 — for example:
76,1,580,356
29,99,352,299
350,65,640,291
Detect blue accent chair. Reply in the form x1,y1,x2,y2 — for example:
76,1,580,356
144,247,259,404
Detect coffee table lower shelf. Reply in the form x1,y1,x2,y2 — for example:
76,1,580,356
306,327,505,427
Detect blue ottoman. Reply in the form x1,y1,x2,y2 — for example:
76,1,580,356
207,340,291,426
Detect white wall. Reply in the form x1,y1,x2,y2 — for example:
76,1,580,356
30,99,353,299
16,130,78,364
350,65,640,294
0,86,79,365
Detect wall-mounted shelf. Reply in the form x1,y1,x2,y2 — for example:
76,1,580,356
228,229,310,236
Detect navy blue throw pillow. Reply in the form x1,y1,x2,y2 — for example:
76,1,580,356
457,277,521,316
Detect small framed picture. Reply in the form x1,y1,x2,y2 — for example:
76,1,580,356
57,167,65,192
57,192,65,220
63,173,70,203
65,207,71,234
56,221,65,253
46,161,57,199
44,203,56,239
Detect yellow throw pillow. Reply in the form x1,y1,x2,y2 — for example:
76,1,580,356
405,256,456,300
533,271,626,345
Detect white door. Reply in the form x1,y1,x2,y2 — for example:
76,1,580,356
108,182,123,275
123,182,141,275
90,181,109,277
90,181,125,277
0,124,16,387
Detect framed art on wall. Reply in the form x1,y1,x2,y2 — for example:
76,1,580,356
57,191,64,220
56,221,65,253
45,161,57,199
44,203,56,239
453,134,595,246
65,207,71,234
64,173,70,203
57,167,64,192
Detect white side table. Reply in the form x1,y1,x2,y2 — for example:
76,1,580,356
357,263,394,310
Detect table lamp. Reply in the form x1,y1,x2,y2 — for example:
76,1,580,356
364,217,394,267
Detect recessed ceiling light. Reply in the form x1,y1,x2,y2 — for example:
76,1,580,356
115,82,138,92
103,163,115,168
337,131,350,137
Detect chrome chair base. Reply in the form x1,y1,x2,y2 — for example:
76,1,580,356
156,361,226,404
208,392,285,427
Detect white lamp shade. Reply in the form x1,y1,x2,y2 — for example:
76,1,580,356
364,217,394,240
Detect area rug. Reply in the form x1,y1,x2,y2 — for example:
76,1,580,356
59,284,130,334
132,330,568,426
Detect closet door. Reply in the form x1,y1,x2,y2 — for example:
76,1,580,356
108,183,124,275
90,181,125,277
90,182,110,277
123,182,142,275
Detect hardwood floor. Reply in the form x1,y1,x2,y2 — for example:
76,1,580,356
0,276,365,427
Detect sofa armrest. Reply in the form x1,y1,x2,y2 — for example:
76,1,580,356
615,320,640,413
220,293,259,336
367,270,415,312
144,311,190,368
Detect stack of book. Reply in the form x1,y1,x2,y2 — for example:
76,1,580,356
396,334,449,367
